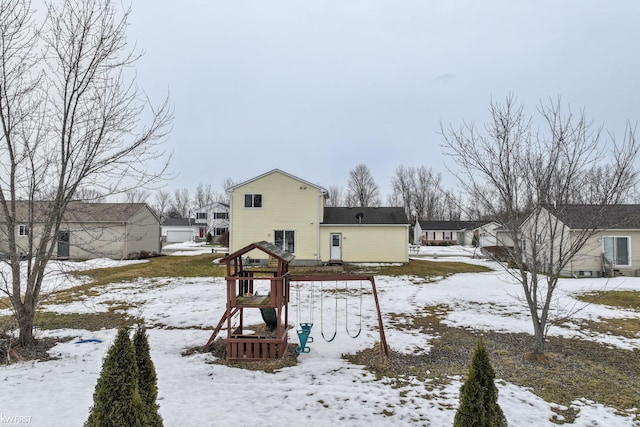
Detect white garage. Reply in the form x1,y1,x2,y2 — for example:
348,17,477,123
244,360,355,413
161,218,204,243
165,229,193,243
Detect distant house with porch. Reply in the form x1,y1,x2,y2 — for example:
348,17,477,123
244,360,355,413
414,220,499,247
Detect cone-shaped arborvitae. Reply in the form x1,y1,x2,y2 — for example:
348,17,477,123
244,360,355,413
86,327,147,427
454,336,508,427
133,323,163,426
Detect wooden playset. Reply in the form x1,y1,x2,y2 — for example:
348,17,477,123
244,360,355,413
203,241,389,361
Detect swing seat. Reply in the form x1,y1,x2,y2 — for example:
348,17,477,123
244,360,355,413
295,327,313,353
300,322,314,342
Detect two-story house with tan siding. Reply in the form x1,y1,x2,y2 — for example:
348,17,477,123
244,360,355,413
228,169,409,265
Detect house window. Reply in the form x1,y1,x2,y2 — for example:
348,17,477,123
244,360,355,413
443,231,452,240
603,236,630,266
213,212,228,219
536,234,543,244
196,212,207,220
274,230,295,253
214,228,227,236
19,225,29,236
244,193,262,208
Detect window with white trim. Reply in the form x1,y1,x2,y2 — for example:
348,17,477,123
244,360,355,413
196,212,207,220
19,225,29,236
244,193,262,208
443,231,452,240
603,236,630,266
213,212,228,219
274,230,295,253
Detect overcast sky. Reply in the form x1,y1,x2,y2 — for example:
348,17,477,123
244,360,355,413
127,1,640,199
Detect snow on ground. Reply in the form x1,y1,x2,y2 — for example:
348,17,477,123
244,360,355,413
1,247,639,426
0,258,148,301
161,241,227,256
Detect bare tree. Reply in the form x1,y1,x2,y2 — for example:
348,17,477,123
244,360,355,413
391,165,447,224
346,164,380,207
75,187,106,203
124,189,150,203
216,177,237,204
171,188,190,218
0,0,171,346
442,95,638,355
412,166,443,221
391,165,414,221
442,190,462,221
326,185,344,207
193,183,215,210
152,190,171,222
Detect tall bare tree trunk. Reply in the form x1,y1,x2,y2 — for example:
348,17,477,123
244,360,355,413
0,0,171,347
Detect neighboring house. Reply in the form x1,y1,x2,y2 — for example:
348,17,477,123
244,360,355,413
161,218,204,243
228,169,409,265
0,201,160,260
209,201,230,241
168,202,230,243
414,220,499,246
520,204,640,277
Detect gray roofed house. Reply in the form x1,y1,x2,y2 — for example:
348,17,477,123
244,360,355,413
0,201,160,260
543,204,640,230
520,204,640,277
414,219,499,247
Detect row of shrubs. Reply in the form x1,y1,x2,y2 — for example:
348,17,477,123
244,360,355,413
86,324,162,426
84,326,505,426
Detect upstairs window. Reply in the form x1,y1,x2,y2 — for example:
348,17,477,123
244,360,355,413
213,212,229,219
244,193,262,208
196,212,207,220
19,225,29,236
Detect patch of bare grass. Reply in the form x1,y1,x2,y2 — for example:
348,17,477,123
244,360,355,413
346,305,640,424
72,254,226,285
33,311,135,331
375,259,491,277
576,290,640,310
577,317,640,339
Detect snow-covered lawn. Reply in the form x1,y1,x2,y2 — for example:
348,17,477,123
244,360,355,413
1,247,639,426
